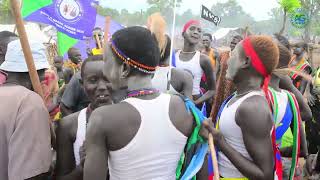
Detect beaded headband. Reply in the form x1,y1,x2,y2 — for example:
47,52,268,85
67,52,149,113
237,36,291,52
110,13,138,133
110,41,157,74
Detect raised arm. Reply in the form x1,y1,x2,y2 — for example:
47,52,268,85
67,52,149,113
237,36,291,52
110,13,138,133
205,96,274,180
279,75,312,122
195,54,215,105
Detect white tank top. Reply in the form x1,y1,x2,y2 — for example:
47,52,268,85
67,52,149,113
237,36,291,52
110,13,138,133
273,90,289,126
73,108,87,166
218,91,265,178
108,94,188,180
152,66,178,94
175,50,203,95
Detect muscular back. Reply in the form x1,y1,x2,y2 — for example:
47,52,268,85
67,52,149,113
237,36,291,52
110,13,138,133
84,94,194,179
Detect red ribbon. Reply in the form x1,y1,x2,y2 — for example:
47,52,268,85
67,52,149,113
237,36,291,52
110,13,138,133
182,20,200,33
243,37,272,107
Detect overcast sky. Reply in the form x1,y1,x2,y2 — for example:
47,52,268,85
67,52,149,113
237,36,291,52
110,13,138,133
100,0,280,21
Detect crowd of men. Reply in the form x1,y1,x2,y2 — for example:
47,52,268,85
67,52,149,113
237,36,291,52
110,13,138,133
1,12,320,180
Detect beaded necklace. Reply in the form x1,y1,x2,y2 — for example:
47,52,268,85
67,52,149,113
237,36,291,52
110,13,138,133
126,88,159,99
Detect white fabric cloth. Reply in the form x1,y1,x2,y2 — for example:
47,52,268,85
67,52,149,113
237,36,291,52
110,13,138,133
108,94,187,180
0,39,49,72
218,91,264,178
175,50,203,95
273,90,289,126
73,108,87,166
152,66,178,94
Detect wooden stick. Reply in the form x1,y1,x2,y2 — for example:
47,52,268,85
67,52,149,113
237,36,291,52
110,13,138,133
209,134,220,180
94,33,102,49
104,16,111,47
11,0,44,99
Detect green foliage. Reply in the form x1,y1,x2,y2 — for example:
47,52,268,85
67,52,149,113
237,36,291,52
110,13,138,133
210,0,255,28
0,0,13,23
279,0,301,13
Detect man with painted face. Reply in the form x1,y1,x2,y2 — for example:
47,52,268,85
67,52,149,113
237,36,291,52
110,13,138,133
64,47,82,84
289,42,312,94
203,36,279,180
83,26,194,179
55,55,112,180
175,20,215,106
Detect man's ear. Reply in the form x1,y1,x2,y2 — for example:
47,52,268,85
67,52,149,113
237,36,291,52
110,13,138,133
242,56,251,69
120,63,131,79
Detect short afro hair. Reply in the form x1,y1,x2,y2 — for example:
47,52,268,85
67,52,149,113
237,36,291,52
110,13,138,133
248,35,279,74
203,33,213,41
277,43,292,68
67,47,80,58
81,55,103,78
274,33,290,50
111,26,160,75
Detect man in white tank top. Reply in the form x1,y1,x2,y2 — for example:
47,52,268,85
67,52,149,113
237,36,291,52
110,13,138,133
84,27,195,180
175,20,215,106
55,55,113,180
151,35,193,99
203,36,279,179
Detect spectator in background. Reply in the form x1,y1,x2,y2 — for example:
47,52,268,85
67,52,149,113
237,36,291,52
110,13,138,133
0,31,18,65
202,33,219,72
63,48,82,84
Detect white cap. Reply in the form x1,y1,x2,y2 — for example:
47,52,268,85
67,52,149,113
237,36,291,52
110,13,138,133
0,39,50,72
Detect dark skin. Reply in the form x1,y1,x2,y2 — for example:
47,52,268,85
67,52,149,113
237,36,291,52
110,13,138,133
202,35,212,54
202,43,274,180
269,75,308,158
181,24,215,105
64,49,82,84
83,44,194,180
290,44,310,94
54,56,64,80
55,60,112,180
279,75,312,122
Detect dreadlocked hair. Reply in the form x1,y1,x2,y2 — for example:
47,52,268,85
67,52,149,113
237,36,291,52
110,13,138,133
210,51,236,122
148,13,167,58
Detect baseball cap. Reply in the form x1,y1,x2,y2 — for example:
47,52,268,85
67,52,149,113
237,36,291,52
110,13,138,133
0,39,50,72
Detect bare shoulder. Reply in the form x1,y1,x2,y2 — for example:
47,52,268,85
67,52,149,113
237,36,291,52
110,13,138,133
169,95,194,137
200,53,211,63
236,95,273,134
279,75,294,90
59,112,80,136
88,103,139,136
172,68,193,82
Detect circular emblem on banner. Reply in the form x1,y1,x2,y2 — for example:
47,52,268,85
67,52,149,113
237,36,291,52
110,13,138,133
56,0,83,23
290,8,309,28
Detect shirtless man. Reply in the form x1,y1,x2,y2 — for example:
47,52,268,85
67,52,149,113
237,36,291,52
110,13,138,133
204,36,278,179
175,20,215,105
55,55,112,180
83,26,194,179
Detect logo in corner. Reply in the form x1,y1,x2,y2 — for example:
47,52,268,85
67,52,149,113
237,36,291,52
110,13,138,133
56,0,83,23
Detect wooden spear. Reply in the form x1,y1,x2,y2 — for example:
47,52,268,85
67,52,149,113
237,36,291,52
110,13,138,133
10,0,44,98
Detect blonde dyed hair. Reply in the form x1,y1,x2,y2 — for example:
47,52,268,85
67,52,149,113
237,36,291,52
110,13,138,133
147,13,167,58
